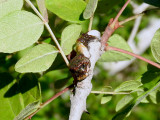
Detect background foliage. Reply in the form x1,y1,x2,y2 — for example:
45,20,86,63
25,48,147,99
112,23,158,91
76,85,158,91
0,0,160,120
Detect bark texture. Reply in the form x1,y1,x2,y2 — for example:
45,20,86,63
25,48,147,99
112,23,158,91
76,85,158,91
69,30,103,120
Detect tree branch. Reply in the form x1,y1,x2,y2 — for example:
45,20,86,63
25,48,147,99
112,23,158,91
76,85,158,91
107,46,160,69
69,1,131,119
91,91,130,95
110,0,131,28
69,30,102,120
101,0,131,48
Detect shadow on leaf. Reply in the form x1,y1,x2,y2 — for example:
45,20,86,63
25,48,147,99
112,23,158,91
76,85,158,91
4,73,38,97
141,64,160,89
0,72,14,89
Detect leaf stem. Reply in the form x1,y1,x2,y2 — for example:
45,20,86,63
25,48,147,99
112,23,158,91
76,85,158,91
26,84,74,119
119,13,144,25
107,46,160,69
88,15,94,31
25,0,69,66
91,91,130,95
110,0,131,28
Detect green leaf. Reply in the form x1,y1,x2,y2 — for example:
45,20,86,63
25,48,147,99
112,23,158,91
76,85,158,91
101,95,112,104
143,0,160,7
45,0,86,22
141,64,160,89
115,80,142,92
137,89,149,103
14,101,40,120
83,0,98,19
0,11,44,53
61,24,82,55
0,0,23,19
0,73,41,120
112,80,160,120
116,95,133,112
151,29,160,63
15,44,58,73
149,89,158,104
99,34,133,62
16,45,35,59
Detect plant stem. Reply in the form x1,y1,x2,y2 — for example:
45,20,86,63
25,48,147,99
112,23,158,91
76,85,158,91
26,84,74,119
101,0,131,46
88,15,94,31
107,46,160,69
91,91,130,95
119,13,144,25
110,0,131,28
25,0,69,66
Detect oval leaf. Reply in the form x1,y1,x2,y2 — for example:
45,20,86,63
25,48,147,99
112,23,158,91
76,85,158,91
0,0,23,19
113,81,160,120
116,95,133,112
15,44,58,73
14,101,40,120
61,24,82,55
45,0,86,22
99,34,133,62
83,0,98,19
0,11,44,53
151,29,160,63
101,95,112,104
115,80,142,92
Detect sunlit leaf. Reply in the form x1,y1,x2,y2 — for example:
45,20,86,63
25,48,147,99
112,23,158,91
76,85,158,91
115,80,142,92
113,80,160,120
15,44,58,73
101,95,112,104
61,24,82,55
0,0,23,19
151,29,160,63
99,34,133,62
83,0,98,19
45,0,86,22
137,89,149,103
116,95,133,112
0,11,44,53
149,89,158,104
14,101,40,120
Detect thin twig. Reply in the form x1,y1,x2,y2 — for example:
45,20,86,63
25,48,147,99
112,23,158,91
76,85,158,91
110,0,131,28
119,13,144,25
91,91,130,95
88,15,94,31
101,0,131,46
26,84,74,119
107,46,160,69
25,0,69,66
